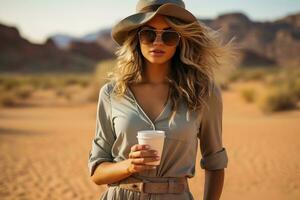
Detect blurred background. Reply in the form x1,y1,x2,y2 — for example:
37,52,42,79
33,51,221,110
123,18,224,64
0,0,299,200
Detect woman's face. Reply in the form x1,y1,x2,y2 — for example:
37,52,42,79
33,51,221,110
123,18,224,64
138,15,179,65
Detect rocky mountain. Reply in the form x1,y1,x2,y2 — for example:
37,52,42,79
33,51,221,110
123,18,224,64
204,12,300,67
52,12,300,68
276,13,300,28
0,24,114,73
0,12,299,73
67,40,113,60
51,28,117,54
95,29,118,55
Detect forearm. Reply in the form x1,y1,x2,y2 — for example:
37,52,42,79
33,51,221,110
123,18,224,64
91,159,132,185
203,169,225,200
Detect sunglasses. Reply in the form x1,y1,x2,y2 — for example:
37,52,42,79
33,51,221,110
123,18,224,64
138,28,181,46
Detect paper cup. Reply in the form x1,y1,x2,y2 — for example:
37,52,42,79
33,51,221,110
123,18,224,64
136,130,165,166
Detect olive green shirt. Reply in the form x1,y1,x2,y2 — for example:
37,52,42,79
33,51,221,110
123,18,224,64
88,80,228,199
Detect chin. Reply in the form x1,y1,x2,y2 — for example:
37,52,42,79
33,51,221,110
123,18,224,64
146,57,171,65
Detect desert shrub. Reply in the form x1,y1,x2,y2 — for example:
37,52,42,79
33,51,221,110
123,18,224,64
15,85,35,99
226,67,280,83
227,71,242,82
61,75,90,88
290,79,300,100
1,78,21,90
240,87,256,103
0,73,94,105
265,69,300,101
55,88,71,100
88,59,117,102
257,85,297,113
242,69,266,81
64,77,79,86
0,92,18,107
74,79,90,88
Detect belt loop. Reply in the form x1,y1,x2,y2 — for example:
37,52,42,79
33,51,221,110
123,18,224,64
139,181,146,193
139,179,150,200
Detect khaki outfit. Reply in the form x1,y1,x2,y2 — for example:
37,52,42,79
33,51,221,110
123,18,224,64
88,80,228,200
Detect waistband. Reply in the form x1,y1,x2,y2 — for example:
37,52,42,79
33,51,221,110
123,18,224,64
108,174,190,195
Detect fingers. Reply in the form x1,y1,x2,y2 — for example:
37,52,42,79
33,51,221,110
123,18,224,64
130,156,160,165
130,144,150,152
129,149,157,159
127,144,160,173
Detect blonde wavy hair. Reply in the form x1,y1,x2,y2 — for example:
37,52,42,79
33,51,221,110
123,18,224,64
106,15,238,127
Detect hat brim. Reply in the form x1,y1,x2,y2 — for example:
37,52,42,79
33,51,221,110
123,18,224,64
111,3,198,46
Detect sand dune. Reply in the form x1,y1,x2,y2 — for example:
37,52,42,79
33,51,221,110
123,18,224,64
0,88,299,200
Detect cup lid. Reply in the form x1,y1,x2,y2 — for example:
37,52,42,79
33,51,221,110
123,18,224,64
137,130,165,138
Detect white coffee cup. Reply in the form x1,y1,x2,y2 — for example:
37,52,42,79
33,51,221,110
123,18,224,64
136,130,165,166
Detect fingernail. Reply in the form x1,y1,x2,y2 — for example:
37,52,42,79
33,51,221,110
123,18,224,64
145,145,150,149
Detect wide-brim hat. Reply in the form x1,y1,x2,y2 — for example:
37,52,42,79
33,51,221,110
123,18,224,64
111,0,198,46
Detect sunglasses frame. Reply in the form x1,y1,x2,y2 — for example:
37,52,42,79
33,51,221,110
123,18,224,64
138,28,181,46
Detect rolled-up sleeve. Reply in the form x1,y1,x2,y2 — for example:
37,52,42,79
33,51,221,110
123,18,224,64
198,82,228,170
88,83,116,176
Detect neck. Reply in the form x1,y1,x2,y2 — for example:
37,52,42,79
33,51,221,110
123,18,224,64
142,60,171,84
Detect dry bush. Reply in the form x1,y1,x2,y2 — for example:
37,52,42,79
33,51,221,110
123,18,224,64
240,87,257,103
229,67,300,113
55,88,72,100
0,92,18,107
15,85,35,99
290,79,300,100
88,59,117,102
226,67,279,83
0,78,21,91
257,85,298,113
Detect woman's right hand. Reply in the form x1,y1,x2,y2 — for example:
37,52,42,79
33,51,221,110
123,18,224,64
126,144,160,174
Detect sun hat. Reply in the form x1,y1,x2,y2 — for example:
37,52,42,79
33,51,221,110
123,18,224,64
111,0,199,46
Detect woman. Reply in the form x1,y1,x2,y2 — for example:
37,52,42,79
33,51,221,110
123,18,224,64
88,0,237,199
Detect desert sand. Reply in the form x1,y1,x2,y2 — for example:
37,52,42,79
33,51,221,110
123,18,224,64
0,86,299,200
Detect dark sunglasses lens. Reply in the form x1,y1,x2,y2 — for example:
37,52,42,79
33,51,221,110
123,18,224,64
139,29,180,46
139,30,156,44
162,31,180,46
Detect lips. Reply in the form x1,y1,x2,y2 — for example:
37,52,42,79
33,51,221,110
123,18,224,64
149,49,166,57
149,49,165,53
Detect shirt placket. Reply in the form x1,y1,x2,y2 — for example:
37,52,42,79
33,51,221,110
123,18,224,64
127,88,157,130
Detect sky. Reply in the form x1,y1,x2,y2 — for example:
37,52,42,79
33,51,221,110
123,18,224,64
0,0,299,44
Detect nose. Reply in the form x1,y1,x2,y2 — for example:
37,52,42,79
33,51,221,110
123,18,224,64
153,32,163,45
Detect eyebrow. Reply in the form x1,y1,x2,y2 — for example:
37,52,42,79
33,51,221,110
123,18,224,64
143,25,172,30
